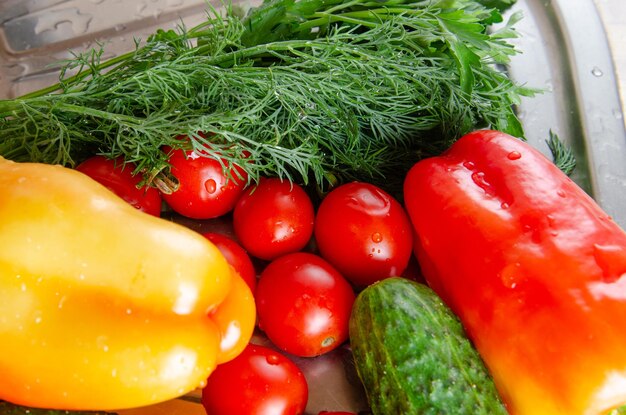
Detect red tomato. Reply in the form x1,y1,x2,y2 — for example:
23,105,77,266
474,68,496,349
233,178,314,261
161,146,248,219
203,232,257,294
76,155,162,217
255,252,355,357
201,343,308,415
314,182,413,288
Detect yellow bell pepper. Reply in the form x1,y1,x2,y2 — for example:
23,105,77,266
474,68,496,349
0,156,256,411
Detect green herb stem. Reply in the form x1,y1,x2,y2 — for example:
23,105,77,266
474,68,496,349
0,0,532,196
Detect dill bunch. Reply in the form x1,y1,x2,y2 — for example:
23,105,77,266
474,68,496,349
0,0,534,195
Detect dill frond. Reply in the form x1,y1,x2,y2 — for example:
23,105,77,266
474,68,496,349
0,0,532,195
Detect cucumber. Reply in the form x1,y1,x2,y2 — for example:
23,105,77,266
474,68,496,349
349,277,507,415
0,402,116,415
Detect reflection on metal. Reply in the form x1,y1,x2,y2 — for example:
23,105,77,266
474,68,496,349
0,1,624,411
504,0,626,227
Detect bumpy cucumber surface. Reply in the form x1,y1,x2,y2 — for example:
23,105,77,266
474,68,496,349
349,277,507,415
0,402,116,415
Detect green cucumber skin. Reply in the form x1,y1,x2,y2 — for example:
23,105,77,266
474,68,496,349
0,402,116,415
349,277,508,415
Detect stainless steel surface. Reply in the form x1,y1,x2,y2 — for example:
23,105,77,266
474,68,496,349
0,0,625,413
0,0,216,97
594,0,626,115
503,0,626,228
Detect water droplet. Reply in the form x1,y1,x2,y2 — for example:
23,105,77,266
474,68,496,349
97,336,110,352
34,8,93,36
266,354,280,365
471,172,495,196
500,202,510,209
507,151,522,160
463,161,475,170
371,232,383,243
593,244,626,282
204,179,217,194
591,66,603,77
187,151,201,160
556,190,567,198
136,1,148,13
500,262,522,289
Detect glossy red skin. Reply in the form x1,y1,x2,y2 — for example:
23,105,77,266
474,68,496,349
162,147,248,219
403,130,626,415
314,182,413,288
233,178,315,261
203,232,257,294
256,252,356,357
75,155,162,217
201,343,308,415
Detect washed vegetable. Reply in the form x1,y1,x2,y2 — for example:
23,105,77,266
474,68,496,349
403,130,626,414
76,155,162,217
349,277,507,414
209,268,257,365
0,156,255,410
161,141,249,219
256,252,356,357
201,343,309,415
233,177,315,260
0,0,530,195
0,402,116,415
314,182,413,288
203,232,257,293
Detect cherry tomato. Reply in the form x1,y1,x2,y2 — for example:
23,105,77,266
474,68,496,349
314,181,413,288
76,155,162,217
233,178,314,261
203,232,257,294
201,343,308,415
161,146,248,219
255,252,355,357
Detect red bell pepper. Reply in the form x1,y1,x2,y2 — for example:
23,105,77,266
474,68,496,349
403,130,626,415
